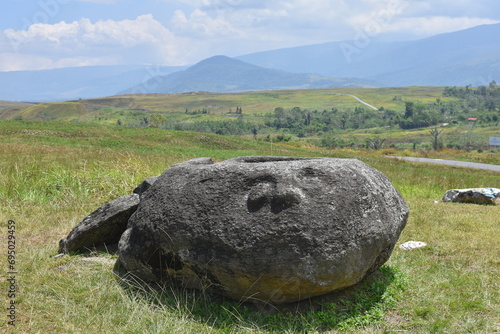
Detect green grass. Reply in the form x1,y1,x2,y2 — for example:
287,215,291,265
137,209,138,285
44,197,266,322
1,120,499,333
1,87,456,124
5,87,499,160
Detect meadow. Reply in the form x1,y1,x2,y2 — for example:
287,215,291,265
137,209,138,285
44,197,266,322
0,87,455,125
3,86,499,154
1,120,499,333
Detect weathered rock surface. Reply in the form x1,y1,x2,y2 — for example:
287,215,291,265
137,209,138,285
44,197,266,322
133,176,159,197
442,188,500,205
118,156,409,303
59,194,140,254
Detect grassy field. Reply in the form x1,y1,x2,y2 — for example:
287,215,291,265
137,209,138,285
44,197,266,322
4,87,499,156
1,121,499,333
324,124,500,162
0,87,456,124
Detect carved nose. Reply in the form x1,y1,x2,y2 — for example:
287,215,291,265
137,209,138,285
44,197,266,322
247,183,303,213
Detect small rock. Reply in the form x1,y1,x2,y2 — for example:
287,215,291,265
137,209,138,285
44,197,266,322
442,188,500,205
59,194,140,254
399,241,427,250
132,176,159,197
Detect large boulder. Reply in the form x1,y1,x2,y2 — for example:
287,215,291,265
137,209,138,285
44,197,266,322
442,188,500,205
118,156,409,303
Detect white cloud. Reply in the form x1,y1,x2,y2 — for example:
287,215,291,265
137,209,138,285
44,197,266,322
5,15,172,48
2,15,189,69
2,0,500,71
170,9,237,37
176,0,500,42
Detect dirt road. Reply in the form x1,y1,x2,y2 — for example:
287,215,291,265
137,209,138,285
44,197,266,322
388,156,500,172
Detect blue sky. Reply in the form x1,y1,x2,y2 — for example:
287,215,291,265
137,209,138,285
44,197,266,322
1,0,499,71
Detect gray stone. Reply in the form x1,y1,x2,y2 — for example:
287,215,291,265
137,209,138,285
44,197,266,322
59,194,140,254
442,188,500,205
133,176,160,197
118,156,409,303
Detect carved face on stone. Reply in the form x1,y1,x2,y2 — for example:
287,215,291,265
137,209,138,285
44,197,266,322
119,156,409,303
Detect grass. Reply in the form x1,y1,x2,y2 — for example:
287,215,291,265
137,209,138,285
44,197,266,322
0,87,457,124
1,120,499,333
3,87,499,155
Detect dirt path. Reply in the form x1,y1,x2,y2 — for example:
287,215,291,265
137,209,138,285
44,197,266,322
332,93,379,110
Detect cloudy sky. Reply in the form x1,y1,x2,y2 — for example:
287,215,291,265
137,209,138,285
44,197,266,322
0,0,499,71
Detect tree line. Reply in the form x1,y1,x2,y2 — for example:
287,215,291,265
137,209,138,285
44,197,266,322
122,83,499,148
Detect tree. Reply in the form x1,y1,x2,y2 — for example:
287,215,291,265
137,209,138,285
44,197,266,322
251,126,258,139
148,113,167,128
366,136,386,150
404,102,415,119
339,114,349,129
273,107,285,129
429,126,443,150
305,111,312,126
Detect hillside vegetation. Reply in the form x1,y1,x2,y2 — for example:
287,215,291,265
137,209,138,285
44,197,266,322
1,120,499,333
3,85,500,154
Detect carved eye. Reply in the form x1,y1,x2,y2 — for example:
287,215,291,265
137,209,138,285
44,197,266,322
269,188,302,214
247,182,272,212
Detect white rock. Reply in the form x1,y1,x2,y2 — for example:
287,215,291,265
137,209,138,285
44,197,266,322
399,241,427,250
442,188,500,205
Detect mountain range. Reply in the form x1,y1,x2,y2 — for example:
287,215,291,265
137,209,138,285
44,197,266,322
237,23,500,87
0,23,499,102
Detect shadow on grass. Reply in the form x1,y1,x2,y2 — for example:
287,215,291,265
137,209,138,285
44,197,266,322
114,263,406,333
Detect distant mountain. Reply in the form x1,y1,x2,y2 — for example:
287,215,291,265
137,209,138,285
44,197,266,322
0,65,186,102
2,24,498,102
121,55,376,94
237,23,500,87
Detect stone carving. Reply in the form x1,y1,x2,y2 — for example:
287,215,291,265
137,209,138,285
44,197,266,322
117,156,409,303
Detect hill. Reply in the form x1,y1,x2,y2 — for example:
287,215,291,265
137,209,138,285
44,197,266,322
0,87,448,124
121,55,376,94
0,100,34,117
3,85,499,153
237,23,500,87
